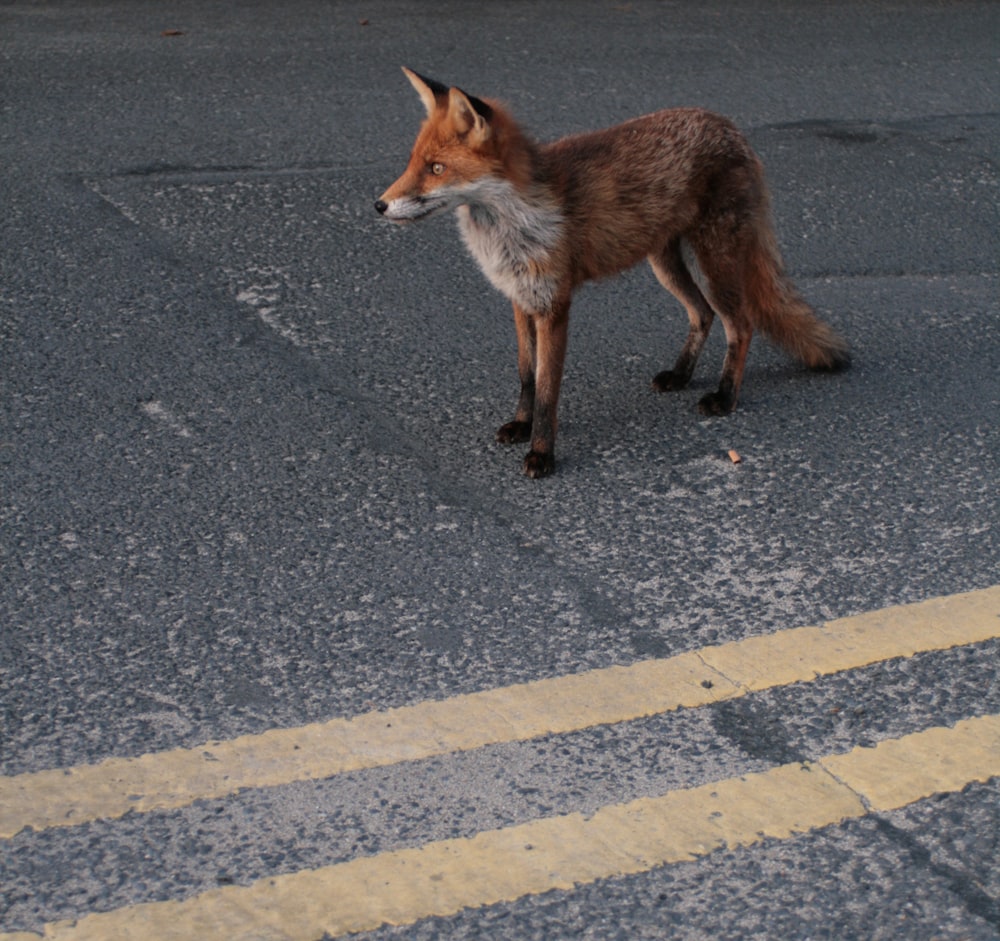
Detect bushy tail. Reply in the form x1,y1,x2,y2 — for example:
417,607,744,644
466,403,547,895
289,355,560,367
745,214,850,371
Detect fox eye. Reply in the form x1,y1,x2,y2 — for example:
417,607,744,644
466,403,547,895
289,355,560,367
429,162,446,176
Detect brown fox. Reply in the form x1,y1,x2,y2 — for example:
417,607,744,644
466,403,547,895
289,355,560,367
376,68,849,477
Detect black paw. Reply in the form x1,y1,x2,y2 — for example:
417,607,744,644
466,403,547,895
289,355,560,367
496,420,532,445
523,450,555,478
697,391,736,416
651,370,689,392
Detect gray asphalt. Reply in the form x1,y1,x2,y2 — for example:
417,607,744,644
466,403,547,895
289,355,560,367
2,2,999,938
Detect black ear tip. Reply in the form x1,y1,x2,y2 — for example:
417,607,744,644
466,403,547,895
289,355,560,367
405,67,450,98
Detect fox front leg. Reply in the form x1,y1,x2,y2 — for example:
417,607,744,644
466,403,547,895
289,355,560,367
523,301,569,478
496,303,536,446
496,302,569,478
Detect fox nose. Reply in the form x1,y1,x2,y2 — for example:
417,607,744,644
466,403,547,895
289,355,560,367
374,199,388,215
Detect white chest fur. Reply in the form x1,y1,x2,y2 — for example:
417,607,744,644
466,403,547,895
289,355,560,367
455,179,564,315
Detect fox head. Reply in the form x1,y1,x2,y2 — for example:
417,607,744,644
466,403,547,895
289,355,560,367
375,68,505,223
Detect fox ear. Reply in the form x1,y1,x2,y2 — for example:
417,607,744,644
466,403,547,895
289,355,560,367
447,87,491,142
402,67,449,116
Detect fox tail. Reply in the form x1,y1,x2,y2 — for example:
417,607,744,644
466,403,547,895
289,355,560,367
745,211,850,371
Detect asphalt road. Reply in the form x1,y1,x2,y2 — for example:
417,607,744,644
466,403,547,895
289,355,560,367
1,2,998,939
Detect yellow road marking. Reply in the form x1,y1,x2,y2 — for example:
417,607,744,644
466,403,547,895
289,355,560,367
4,714,999,941
1,585,997,839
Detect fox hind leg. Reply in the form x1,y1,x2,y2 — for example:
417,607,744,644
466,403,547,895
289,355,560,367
690,242,753,416
648,240,716,393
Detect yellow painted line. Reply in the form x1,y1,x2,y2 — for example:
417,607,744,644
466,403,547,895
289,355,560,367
1,585,998,839
4,714,999,941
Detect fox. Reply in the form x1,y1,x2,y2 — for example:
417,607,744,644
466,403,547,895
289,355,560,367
376,68,849,478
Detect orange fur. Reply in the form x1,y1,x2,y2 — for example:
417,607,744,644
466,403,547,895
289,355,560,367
376,69,849,478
